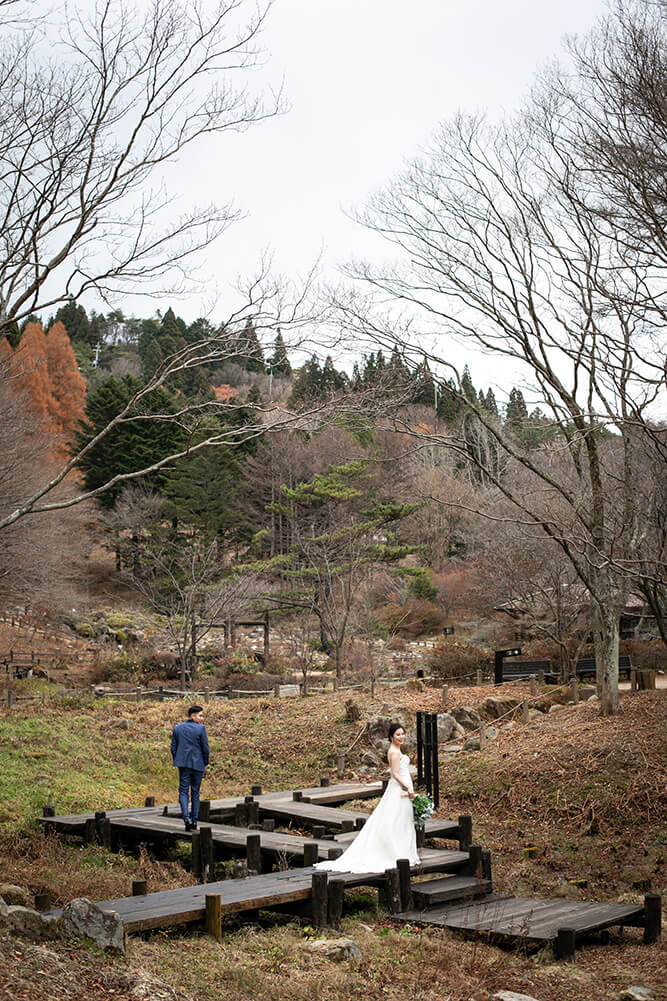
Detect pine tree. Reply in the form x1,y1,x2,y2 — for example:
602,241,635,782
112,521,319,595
484,388,499,417
51,302,93,347
461,364,477,404
505,387,529,436
240,318,265,373
270,329,291,376
45,321,86,434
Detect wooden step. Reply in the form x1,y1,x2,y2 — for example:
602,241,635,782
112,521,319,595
412,875,492,908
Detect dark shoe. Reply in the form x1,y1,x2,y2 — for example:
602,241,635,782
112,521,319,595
190,822,198,830
184,820,192,831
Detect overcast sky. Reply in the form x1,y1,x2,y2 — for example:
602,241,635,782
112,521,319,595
104,0,612,388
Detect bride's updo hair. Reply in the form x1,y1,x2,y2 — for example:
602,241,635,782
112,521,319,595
388,722,404,740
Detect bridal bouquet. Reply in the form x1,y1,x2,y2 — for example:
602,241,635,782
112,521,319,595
412,793,434,829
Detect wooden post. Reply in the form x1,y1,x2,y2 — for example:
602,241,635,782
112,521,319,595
556,927,577,961
327,877,345,929
416,827,425,849
481,850,492,884
643,893,661,944
529,676,537,696
34,893,51,912
311,872,328,928
42,804,55,817
441,685,448,708
319,776,329,787
251,784,262,796
467,844,482,878
199,800,210,823
336,754,345,778
371,679,376,698
200,827,214,883
144,796,155,807
7,690,14,707
631,668,638,692
263,609,270,668
205,893,222,942
522,699,530,723
132,879,147,896
303,841,319,867
247,801,259,826
538,669,545,685
383,867,401,914
355,817,366,830
98,818,111,849
397,858,413,911
293,790,303,802
476,669,482,687
479,721,486,750
313,825,325,840
273,684,280,698
191,832,201,878
262,818,275,832
341,819,354,833
570,677,579,704
328,847,343,860
246,833,261,875
458,815,473,850
83,817,97,844
234,803,248,827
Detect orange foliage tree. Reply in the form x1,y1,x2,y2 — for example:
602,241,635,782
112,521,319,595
14,322,58,428
45,321,86,434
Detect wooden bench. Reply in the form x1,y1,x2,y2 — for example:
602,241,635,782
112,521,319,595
574,655,633,680
499,659,557,684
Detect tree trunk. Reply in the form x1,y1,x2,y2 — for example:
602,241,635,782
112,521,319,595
591,594,620,716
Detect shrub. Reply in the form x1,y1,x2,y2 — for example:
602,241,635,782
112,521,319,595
407,569,439,602
426,641,490,682
74,621,95,638
91,650,142,684
378,599,446,638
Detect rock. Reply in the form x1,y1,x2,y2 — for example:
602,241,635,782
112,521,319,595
588,694,599,703
275,684,299,697
463,736,481,751
484,697,520,719
305,938,362,962
405,678,425,692
436,713,465,742
0,883,30,906
493,992,543,1001
358,765,376,775
484,725,499,740
361,751,380,768
618,989,655,1001
59,898,126,954
372,738,390,755
450,706,482,731
528,709,542,721
111,718,132,729
549,703,566,713
441,743,463,754
0,903,60,941
36,773,50,782
368,715,393,744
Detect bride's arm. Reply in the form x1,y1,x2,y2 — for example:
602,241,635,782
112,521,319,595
388,748,415,800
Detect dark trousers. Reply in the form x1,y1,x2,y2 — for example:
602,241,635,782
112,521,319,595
178,767,204,823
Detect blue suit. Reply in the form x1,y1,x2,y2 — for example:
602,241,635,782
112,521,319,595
171,719,210,824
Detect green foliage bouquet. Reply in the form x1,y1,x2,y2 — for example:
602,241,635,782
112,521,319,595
412,793,434,829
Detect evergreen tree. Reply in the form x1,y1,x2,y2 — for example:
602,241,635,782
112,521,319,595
505,386,529,436
247,382,262,404
45,321,86,435
240,318,265,373
461,364,477,404
288,355,323,407
484,388,499,417
74,375,186,508
50,302,94,347
269,329,291,376
436,378,462,423
412,357,436,406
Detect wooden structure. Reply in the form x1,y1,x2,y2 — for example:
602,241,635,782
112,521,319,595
416,711,440,808
202,611,270,664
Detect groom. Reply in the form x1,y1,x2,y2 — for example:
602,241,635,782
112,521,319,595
171,705,210,830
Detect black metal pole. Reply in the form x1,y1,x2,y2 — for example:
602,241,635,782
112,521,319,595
424,712,432,798
430,712,439,809
416,712,423,786
494,651,504,686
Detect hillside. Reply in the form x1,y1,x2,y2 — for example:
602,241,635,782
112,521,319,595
0,684,665,1001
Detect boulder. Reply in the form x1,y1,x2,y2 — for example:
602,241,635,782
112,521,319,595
484,697,520,719
59,898,126,954
549,703,566,713
305,938,362,962
618,989,655,1001
463,736,481,751
0,883,30,906
372,738,390,755
368,715,392,744
450,706,482,731
361,751,380,768
436,712,465,742
0,901,60,941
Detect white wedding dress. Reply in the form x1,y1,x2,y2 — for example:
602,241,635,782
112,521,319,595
315,753,420,873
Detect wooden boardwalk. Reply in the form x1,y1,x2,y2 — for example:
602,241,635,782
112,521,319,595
47,851,470,933
391,894,660,959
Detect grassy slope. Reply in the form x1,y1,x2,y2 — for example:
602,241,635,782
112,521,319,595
1,684,666,1001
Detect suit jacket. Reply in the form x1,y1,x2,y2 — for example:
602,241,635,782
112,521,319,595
171,719,210,771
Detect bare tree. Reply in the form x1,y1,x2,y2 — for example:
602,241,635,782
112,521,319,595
337,2,666,714
0,0,279,328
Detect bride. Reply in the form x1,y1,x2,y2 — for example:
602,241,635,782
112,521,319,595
315,722,420,873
